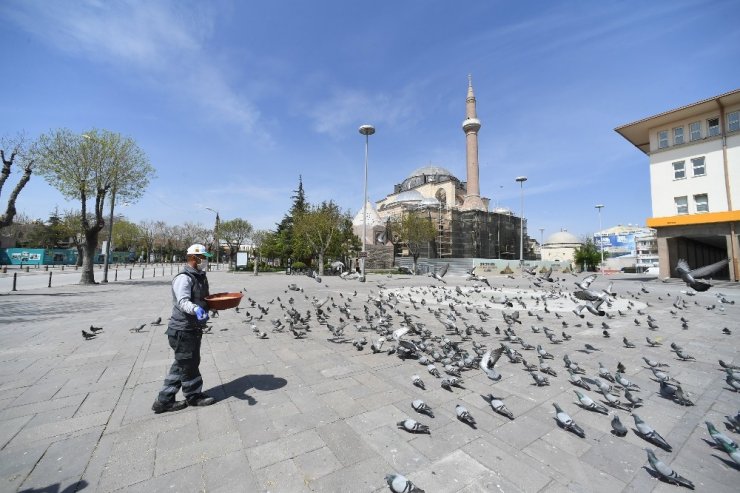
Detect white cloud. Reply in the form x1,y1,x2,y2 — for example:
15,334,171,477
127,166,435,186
2,0,262,135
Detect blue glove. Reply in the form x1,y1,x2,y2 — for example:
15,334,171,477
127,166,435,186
194,306,209,321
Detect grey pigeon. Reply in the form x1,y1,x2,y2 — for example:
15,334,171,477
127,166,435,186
397,418,430,434
531,373,550,386
82,330,96,340
705,421,737,449
151,316,162,325
385,473,425,493
644,448,694,489
633,414,672,452
411,400,434,418
717,440,740,467
553,402,585,438
411,375,425,390
574,390,609,415
676,258,729,292
483,394,514,420
455,404,476,428
611,414,628,436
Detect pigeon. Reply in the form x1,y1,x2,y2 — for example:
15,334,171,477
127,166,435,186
727,375,740,392
568,370,591,391
412,375,426,390
89,325,103,333
574,390,609,415
623,337,636,348
646,336,662,347
718,359,740,370
538,357,557,377
611,414,628,437
553,403,585,438
531,373,550,386
397,418,430,434
150,317,162,326
81,330,96,340
642,357,668,368
385,473,425,493
584,344,600,352
624,390,643,408
130,324,146,333
411,400,434,418
483,394,514,420
675,257,729,292
479,347,504,381
633,414,672,452
705,421,737,449
427,364,440,378
455,404,476,428
644,448,694,489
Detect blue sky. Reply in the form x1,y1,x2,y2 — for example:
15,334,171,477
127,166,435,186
1,0,739,241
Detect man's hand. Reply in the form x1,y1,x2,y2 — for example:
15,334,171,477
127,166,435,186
194,306,209,321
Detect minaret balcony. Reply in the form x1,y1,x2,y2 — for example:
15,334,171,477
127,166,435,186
462,118,481,132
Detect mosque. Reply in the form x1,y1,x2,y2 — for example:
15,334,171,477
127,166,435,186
353,77,530,267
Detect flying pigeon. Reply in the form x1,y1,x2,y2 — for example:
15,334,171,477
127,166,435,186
675,258,729,292
479,346,504,381
644,448,694,489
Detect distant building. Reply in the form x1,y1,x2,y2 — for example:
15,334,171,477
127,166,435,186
540,230,582,268
356,77,529,264
615,89,740,281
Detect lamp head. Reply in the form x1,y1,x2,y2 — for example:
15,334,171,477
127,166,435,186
359,124,375,136
515,176,527,183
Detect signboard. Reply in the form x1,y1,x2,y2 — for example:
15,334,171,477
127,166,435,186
359,251,368,258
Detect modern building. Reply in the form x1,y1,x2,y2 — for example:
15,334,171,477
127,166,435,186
593,224,654,257
615,89,740,281
357,76,529,263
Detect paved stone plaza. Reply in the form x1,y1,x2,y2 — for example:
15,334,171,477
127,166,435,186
0,269,738,492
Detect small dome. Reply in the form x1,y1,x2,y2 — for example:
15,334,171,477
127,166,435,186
545,231,581,245
392,190,424,203
407,165,455,179
419,197,440,206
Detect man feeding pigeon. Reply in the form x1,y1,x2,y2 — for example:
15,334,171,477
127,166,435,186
152,244,216,413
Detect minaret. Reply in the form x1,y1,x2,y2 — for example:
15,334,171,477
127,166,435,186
460,75,486,211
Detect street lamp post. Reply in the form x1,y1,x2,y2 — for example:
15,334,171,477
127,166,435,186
515,176,527,275
359,124,375,282
595,204,604,275
539,228,544,260
206,207,220,268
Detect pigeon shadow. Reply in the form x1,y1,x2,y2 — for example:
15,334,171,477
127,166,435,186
210,374,288,406
18,479,89,493
710,454,740,470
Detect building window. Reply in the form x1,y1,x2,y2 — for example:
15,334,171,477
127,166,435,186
672,160,685,179
707,117,720,137
658,130,669,148
674,196,688,215
673,127,684,145
691,156,705,176
729,111,740,132
694,193,708,212
689,121,701,141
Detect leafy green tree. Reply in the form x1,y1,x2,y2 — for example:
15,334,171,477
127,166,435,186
34,129,154,284
275,176,308,263
219,218,253,269
1,133,35,229
293,200,347,276
392,211,437,274
108,218,142,253
573,239,608,272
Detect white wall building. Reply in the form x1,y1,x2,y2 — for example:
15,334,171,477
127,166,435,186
615,89,740,281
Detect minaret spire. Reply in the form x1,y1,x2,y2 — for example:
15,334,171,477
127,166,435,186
461,75,486,211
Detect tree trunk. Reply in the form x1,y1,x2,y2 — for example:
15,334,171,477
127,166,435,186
318,251,324,276
253,253,259,275
412,253,419,275
75,244,83,267
80,229,100,284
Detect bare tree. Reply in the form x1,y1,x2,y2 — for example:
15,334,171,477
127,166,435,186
1,133,35,229
35,129,154,284
139,220,157,262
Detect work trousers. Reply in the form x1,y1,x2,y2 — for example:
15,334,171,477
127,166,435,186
157,330,203,403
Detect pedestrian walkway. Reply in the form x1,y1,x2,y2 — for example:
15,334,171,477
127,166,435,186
0,271,737,492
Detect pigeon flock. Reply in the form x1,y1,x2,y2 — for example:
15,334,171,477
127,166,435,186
77,257,736,490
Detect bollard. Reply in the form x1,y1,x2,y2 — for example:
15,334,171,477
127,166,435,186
12,272,17,291
24,266,29,272
115,269,118,281
153,267,155,278
129,268,132,280
44,265,48,271
48,271,52,288
61,265,64,271
170,264,173,275
142,268,145,279
75,265,78,270
1,266,5,273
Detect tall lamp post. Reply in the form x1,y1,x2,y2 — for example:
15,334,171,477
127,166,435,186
539,228,544,260
595,204,604,274
359,124,375,282
206,207,220,268
83,133,115,283
515,176,527,275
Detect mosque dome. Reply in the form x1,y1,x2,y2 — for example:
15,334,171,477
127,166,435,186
400,165,460,191
545,231,581,246
392,190,424,204
419,197,441,206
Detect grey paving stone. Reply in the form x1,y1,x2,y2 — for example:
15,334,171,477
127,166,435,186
306,455,392,493
292,446,343,481
246,428,325,470
203,449,259,492
9,410,110,447
316,419,377,467
124,462,205,493
0,442,47,491
0,414,32,449
363,425,431,473
254,458,311,493
462,437,552,492
407,449,489,493
154,429,242,476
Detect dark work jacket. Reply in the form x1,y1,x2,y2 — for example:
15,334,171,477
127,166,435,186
167,265,209,333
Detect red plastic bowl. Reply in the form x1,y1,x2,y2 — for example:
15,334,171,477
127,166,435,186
204,292,243,310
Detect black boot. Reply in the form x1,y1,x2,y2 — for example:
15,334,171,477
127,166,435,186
152,399,188,414
187,393,216,406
